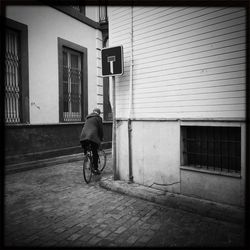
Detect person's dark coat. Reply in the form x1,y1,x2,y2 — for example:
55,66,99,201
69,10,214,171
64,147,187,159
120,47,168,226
80,113,103,146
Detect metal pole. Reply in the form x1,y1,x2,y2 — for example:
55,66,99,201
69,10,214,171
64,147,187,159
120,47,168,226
111,76,118,180
127,5,134,183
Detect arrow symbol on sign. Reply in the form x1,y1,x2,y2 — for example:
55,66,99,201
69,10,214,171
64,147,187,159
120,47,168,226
107,56,116,74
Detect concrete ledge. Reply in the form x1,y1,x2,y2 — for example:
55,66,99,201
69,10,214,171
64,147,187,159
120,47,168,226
99,175,245,225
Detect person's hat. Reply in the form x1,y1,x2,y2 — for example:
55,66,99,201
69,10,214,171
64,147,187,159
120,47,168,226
93,108,101,115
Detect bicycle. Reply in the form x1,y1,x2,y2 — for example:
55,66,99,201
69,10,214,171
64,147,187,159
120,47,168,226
83,143,107,184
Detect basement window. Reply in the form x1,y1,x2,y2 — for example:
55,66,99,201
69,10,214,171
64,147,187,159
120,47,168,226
181,126,241,173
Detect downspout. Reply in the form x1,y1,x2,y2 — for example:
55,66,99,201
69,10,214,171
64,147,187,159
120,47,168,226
128,5,134,183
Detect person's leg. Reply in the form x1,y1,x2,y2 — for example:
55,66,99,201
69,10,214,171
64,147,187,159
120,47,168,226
91,142,99,171
81,140,89,155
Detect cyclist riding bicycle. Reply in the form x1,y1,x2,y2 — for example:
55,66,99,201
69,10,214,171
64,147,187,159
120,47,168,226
80,108,104,175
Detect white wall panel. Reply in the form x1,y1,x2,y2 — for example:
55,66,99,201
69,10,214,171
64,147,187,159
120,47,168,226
109,6,246,119
6,6,101,123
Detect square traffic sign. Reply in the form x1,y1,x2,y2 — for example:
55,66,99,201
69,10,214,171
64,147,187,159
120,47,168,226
101,46,123,77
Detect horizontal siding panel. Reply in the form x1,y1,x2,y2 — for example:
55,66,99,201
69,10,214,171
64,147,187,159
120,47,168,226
111,20,131,32
133,7,225,34
133,44,245,71
117,90,245,102
133,9,245,41
134,18,244,49
133,6,168,19
134,57,245,76
119,71,245,87
117,85,246,103
133,49,246,72
134,83,245,96
109,28,131,39
134,28,245,56
133,97,245,108
133,7,191,27
117,110,245,119
133,41,245,62
109,6,128,15
117,77,245,92
131,104,245,113
133,8,244,37
109,6,246,119
132,64,245,82
133,78,245,94
129,110,245,118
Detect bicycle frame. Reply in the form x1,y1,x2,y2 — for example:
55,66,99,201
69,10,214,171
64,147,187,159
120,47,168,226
82,142,107,183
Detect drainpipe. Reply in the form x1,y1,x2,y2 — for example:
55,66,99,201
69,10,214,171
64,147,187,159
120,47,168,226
128,5,134,183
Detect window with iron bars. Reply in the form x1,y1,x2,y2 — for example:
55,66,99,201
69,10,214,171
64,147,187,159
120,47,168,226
5,28,21,123
5,19,29,124
58,38,88,122
62,48,83,122
182,126,241,173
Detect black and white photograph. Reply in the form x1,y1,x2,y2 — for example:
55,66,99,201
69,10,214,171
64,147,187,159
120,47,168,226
2,0,249,248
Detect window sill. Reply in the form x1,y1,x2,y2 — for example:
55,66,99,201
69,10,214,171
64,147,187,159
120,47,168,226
180,166,241,178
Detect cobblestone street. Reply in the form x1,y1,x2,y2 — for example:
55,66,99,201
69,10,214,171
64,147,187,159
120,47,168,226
4,154,245,247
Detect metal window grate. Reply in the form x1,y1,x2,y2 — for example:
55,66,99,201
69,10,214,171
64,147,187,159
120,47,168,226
5,29,21,124
182,126,241,173
63,48,82,122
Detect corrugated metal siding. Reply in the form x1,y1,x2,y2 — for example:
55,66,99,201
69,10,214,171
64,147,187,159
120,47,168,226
109,6,246,119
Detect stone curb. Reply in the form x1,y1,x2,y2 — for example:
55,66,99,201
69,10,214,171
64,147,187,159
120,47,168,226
6,149,112,175
99,175,245,225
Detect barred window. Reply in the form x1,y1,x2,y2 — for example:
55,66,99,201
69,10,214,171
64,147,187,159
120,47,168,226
63,48,82,122
58,38,88,122
182,126,241,173
5,19,29,124
5,28,21,123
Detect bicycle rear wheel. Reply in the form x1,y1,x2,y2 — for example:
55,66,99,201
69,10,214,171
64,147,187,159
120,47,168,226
98,149,107,172
83,155,92,183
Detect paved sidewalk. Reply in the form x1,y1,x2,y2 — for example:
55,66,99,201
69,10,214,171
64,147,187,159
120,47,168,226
4,153,246,247
100,176,245,225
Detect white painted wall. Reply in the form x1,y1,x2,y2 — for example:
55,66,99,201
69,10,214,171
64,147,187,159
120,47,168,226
109,6,246,120
116,119,245,206
181,169,243,206
109,5,247,206
131,121,181,193
6,5,101,124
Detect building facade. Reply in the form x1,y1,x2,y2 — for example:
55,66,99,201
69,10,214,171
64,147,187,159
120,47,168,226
4,4,112,166
108,4,247,207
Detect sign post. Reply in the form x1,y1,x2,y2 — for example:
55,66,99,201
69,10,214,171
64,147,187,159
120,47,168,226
101,46,123,180
111,75,118,180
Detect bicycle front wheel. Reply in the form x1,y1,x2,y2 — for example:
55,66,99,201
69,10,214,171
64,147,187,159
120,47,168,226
83,156,92,183
98,149,107,172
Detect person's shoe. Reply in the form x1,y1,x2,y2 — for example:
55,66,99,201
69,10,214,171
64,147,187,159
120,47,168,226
93,169,101,175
